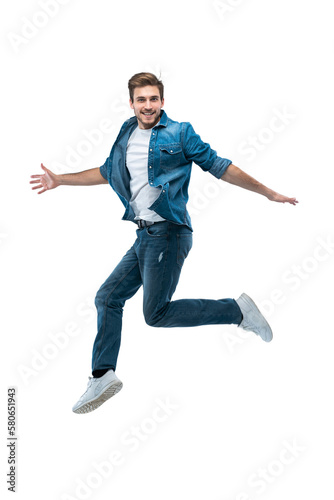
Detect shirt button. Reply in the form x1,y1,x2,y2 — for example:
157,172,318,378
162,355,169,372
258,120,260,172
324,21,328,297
150,182,153,185
152,133,155,135
150,148,152,151
170,150,173,153
149,166,152,168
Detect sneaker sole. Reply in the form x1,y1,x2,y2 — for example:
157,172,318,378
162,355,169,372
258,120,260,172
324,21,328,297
73,381,123,414
240,293,273,342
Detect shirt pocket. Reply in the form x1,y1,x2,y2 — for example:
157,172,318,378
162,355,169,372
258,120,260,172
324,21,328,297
159,143,183,170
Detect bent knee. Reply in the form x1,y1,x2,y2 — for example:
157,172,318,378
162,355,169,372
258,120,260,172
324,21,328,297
144,314,159,327
95,289,123,310
144,307,166,327
94,290,106,308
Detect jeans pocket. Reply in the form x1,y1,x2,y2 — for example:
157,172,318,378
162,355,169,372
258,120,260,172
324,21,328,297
177,233,193,267
145,224,168,238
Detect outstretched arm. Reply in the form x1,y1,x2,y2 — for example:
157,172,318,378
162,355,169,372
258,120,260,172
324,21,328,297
221,164,298,205
30,163,108,194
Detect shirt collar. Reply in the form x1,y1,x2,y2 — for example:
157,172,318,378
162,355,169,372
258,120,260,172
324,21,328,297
155,109,167,128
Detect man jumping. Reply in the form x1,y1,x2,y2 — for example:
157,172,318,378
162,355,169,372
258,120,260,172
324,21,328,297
30,72,298,414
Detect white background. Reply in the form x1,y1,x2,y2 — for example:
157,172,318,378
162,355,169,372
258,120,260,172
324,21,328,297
1,0,333,499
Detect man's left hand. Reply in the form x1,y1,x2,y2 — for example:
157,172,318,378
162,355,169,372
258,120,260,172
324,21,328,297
267,192,299,205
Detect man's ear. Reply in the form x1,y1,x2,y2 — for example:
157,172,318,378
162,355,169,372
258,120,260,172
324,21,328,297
129,98,134,109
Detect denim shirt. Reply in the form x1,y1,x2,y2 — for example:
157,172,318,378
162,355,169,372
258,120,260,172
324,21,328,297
100,110,232,230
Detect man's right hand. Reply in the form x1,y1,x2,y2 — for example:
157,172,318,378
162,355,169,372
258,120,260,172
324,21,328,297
30,165,108,193
30,163,60,194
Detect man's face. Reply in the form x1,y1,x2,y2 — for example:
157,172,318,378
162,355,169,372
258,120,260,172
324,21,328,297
129,85,164,129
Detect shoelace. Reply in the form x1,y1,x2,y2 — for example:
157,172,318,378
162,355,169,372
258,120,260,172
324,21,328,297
79,377,94,399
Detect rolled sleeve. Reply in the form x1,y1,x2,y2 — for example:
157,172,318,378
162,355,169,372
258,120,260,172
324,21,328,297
208,157,232,179
183,122,232,179
99,159,109,181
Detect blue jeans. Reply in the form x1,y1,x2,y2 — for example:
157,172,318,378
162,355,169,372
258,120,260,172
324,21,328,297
92,222,242,372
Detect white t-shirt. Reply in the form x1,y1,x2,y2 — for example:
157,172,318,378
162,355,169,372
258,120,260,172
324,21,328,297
126,125,165,222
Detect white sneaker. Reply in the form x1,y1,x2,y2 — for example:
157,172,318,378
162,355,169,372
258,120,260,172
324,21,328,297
236,293,273,342
72,370,123,414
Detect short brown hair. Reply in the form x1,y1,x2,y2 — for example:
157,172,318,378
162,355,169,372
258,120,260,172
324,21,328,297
128,72,164,102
